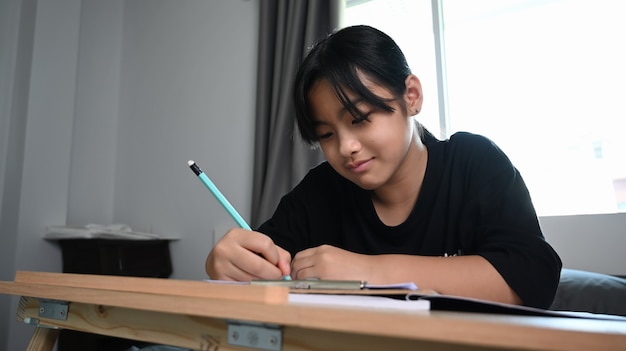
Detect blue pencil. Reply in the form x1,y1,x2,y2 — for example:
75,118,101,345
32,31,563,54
187,160,251,230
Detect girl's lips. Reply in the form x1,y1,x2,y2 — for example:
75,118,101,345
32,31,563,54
348,158,372,172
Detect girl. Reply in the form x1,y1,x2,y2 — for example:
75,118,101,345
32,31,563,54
206,25,561,309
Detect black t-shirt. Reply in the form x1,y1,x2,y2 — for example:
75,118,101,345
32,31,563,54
257,130,562,309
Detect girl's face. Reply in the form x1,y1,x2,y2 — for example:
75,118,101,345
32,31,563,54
309,75,422,190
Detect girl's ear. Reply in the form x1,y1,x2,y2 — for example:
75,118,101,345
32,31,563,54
404,74,424,116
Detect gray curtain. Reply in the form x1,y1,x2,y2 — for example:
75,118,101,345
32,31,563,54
251,0,341,227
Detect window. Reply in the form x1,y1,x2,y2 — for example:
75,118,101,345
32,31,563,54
344,0,626,216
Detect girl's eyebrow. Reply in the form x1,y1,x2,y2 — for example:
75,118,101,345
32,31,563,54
338,97,365,117
311,98,366,125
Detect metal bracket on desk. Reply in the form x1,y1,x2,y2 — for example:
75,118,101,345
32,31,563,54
38,299,69,321
227,321,282,351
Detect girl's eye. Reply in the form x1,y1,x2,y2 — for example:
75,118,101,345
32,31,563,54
352,113,371,125
318,132,333,140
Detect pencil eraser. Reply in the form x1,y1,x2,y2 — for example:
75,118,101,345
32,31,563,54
187,160,195,166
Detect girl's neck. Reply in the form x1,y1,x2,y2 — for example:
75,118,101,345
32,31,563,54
371,130,428,225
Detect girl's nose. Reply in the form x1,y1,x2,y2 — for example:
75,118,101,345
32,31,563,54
338,132,361,157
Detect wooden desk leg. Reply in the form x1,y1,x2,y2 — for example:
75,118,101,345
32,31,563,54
26,327,60,351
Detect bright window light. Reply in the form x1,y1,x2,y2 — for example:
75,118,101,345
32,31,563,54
344,0,626,216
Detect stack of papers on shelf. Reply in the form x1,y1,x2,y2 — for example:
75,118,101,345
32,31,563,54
44,224,165,240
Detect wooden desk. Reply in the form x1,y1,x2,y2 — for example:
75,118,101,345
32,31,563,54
1,271,625,351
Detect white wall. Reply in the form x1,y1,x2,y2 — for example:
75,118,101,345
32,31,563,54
112,0,257,280
64,0,259,281
3,0,80,349
0,0,625,350
0,0,258,350
540,213,626,276
66,0,123,226
0,0,33,346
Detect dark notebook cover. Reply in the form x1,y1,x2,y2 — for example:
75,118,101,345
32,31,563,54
406,293,626,321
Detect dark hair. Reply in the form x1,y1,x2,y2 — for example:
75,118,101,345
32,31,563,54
293,25,413,144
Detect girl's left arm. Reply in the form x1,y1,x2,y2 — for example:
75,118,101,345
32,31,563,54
291,245,521,305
